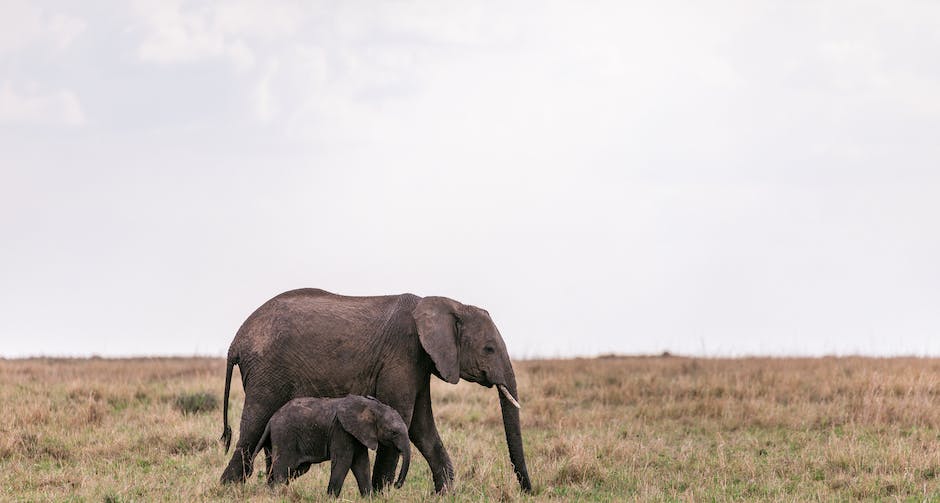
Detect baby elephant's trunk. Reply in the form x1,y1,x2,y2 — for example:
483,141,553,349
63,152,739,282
394,437,411,488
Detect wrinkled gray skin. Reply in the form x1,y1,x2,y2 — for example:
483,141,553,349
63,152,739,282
251,395,411,496
219,288,531,493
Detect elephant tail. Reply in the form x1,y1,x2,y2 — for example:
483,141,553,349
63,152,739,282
220,353,237,453
251,421,272,463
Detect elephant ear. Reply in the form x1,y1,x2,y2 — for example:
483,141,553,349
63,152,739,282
337,398,379,450
413,296,462,384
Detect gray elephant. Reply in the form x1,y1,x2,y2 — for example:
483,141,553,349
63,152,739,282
219,288,531,493
251,395,410,496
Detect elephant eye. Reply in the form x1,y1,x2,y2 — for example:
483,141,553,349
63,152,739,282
483,346,496,355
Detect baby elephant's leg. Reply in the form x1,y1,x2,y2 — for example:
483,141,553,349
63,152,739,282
263,446,272,475
327,446,353,497
266,453,292,486
350,444,372,496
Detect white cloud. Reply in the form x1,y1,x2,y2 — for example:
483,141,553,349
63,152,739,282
132,0,305,70
0,81,85,126
127,1,526,135
0,3,86,127
253,59,279,123
0,1,85,54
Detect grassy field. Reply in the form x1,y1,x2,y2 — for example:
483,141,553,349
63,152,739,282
2,356,940,501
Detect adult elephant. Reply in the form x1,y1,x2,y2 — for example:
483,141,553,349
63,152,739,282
219,288,532,493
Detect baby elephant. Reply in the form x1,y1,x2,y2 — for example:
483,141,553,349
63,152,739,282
251,395,410,496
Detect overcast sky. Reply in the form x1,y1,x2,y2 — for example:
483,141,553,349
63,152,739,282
2,1,939,358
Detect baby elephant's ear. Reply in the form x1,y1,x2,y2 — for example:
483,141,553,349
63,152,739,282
337,399,379,450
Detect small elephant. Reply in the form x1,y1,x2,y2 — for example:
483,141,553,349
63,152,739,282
251,395,411,496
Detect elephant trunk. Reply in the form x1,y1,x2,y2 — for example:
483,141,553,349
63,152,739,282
394,437,411,488
498,374,532,492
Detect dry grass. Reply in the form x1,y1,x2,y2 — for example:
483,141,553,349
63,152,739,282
2,356,940,501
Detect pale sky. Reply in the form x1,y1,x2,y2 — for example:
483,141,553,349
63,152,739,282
2,1,939,358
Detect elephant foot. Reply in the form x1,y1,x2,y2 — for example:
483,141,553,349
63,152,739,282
432,462,455,493
220,470,246,484
267,476,288,487
220,451,252,484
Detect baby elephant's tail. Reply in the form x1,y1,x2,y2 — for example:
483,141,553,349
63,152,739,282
251,421,272,463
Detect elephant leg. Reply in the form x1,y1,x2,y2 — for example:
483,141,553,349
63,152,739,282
372,445,399,491
327,449,353,497
266,454,292,486
409,378,454,493
371,390,414,492
263,446,272,475
351,445,372,496
291,461,312,479
220,398,280,483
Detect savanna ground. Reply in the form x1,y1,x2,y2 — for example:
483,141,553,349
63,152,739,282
2,356,940,501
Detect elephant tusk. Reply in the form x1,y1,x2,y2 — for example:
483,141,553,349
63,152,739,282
498,385,521,409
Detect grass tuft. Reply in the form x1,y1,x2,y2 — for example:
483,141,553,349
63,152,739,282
174,392,218,415
552,457,606,486
169,434,215,455
17,433,72,462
